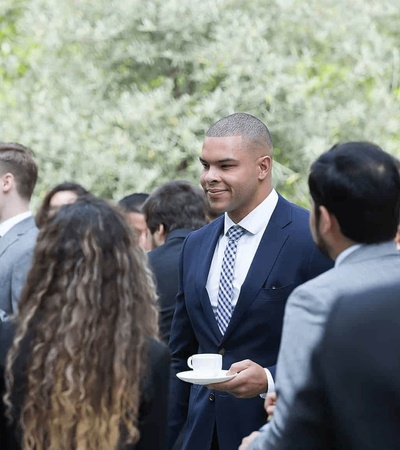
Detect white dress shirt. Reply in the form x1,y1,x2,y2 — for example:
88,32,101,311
206,189,279,393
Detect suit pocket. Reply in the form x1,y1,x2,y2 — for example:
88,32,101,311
258,283,295,302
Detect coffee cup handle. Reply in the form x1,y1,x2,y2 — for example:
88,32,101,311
187,356,194,369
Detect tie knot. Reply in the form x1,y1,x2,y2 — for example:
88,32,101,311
227,225,245,242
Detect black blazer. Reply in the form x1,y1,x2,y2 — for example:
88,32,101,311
0,322,170,450
272,281,400,450
148,228,192,344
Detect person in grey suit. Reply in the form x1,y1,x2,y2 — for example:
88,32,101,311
241,141,400,449
0,143,38,321
263,282,400,450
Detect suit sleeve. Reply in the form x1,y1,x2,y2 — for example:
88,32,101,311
11,248,35,316
167,236,199,449
133,340,171,450
249,280,333,449
250,341,329,450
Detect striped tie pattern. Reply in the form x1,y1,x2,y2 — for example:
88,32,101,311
216,225,245,334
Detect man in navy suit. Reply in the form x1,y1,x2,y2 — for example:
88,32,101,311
0,143,38,321
168,113,332,450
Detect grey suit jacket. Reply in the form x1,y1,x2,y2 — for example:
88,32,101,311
0,216,38,321
249,241,400,449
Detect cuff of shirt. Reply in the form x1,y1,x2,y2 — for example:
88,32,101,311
259,368,275,399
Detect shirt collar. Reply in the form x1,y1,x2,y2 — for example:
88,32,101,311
223,189,279,236
0,211,32,238
335,244,363,267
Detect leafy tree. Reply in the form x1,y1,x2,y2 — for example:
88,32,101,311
0,0,399,209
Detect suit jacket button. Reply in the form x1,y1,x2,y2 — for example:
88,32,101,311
218,348,225,356
209,393,215,402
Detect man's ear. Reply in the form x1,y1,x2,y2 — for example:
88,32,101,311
395,227,400,250
154,223,166,247
258,156,272,180
157,223,165,239
1,173,14,193
318,205,333,234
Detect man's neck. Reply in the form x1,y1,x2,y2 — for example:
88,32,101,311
0,201,30,223
331,237,358,261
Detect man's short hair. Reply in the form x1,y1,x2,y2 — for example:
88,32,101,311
0,142,38,200
118,193,149,213
143,180,207,235
308,141,400,244
206,112,273,154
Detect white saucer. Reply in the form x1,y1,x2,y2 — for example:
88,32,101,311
176,370,237,385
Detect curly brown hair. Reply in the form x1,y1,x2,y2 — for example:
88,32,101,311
4,196,159,449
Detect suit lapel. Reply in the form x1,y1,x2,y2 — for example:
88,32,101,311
0,225,20,257
0,216,35,257
222,196,292,342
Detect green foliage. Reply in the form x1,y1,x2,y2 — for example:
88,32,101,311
0,0,399,210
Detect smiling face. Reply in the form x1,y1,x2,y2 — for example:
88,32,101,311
200,136,271,223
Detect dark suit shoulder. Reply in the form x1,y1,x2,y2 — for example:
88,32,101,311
133,339,170,450
147,338,170,365
0,321,16,367
184,215,223,241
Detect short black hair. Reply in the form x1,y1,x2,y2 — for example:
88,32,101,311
308,142,400,244
206,112,273,154
118,193,149,213
142,180,207,235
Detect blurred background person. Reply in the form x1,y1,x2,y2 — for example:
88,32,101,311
0,143,38,321
142,180,208,344
35,181,89,228
119,192,151,251
0,196,170,450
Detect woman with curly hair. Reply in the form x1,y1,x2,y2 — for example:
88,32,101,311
0,196,170,450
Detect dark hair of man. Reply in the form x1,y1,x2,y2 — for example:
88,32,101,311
205,112,273,154
119,192,149,213
35,181,89,228
308,141,400,244
0,142,38,200
142,180,207,235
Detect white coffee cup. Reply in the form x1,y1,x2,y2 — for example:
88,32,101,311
187,353,222,375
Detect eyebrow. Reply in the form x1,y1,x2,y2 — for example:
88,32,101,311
199,157,237,164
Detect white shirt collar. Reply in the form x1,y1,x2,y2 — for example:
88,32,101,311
335,244,363,267
223,188,279,236
0,211,32,238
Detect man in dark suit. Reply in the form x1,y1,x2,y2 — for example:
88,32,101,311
142,180,208,344
269,280,400,450
0,143,38,321
167,113,332,450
